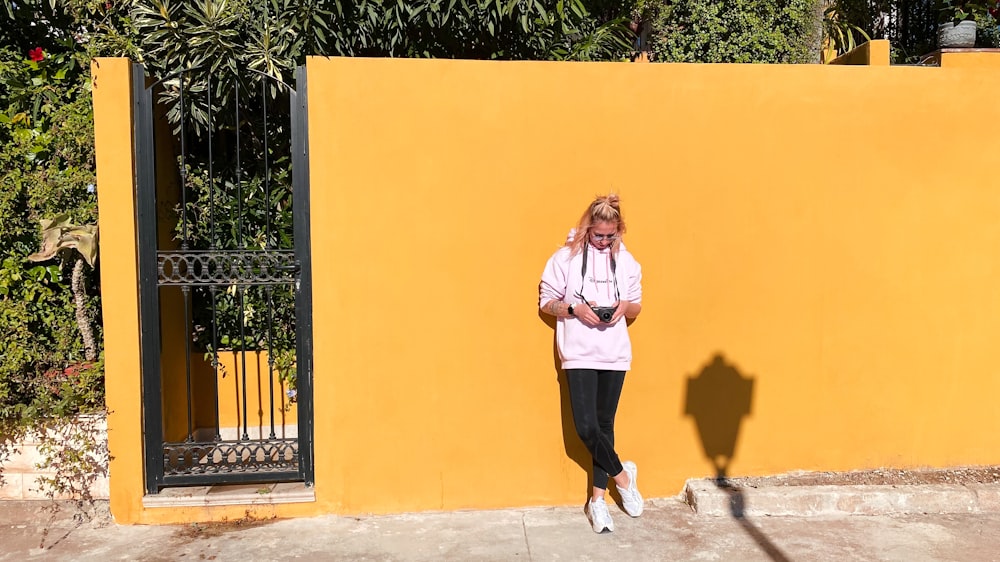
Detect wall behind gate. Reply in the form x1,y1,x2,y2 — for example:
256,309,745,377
95,54,1000,523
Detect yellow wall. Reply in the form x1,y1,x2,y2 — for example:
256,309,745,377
96,54,1000,523
939,50,1000,68
828,39,890,65
213,351,298,435
305,56,1000,514
92,58,145,524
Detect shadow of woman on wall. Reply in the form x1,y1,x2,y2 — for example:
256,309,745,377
685,353,790,562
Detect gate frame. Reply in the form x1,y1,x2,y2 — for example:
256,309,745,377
132,63,314,494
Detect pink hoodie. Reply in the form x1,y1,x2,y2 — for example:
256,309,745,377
538,230,643,371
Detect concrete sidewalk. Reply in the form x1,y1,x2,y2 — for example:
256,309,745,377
3,490,1000,562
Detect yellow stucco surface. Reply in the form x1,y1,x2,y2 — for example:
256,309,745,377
829,39,891,65
213,351,298,434
939,49,1000,68
305,56,1000,514
92,58,144,524
96,55,1000,523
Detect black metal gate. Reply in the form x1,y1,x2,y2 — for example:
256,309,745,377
133,63,313,493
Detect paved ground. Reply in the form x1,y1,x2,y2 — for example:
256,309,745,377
2,492,1000,561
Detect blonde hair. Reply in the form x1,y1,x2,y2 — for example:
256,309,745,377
568,194,626,256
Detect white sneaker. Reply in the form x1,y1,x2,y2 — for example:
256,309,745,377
616,460,644,517
586,498,614,533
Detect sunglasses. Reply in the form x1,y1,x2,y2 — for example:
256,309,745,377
590,233,618,241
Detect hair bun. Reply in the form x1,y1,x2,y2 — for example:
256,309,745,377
604,193,620,208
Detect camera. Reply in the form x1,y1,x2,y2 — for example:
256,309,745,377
590,305,618,323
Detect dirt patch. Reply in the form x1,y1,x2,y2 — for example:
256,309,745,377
716,466,1000,488
173,511,278,540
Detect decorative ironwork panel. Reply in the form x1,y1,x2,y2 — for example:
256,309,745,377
163,440,299,476
158,251,298,286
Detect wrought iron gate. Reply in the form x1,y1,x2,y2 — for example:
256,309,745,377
133,63,314,493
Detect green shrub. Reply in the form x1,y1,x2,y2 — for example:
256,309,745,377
978,13,1000,47
0,40,102,431
646,0,822,63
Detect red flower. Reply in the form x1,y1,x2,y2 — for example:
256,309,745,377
28,47,44,62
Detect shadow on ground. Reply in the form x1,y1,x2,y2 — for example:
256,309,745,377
685,352,791,562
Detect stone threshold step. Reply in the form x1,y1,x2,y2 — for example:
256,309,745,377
143,482,314,508
684,478,1000,517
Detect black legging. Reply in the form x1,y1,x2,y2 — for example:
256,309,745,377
565,369,626,490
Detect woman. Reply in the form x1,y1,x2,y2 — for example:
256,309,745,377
538,193,644,534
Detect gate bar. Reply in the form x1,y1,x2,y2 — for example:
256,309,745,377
133,62,166,494
292,64,315,486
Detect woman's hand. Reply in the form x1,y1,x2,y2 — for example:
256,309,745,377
574,301,602,326
610,300,631,325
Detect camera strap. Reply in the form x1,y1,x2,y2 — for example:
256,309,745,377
577,243,620,303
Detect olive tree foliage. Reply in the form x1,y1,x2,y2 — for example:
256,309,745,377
130,0,637,134
133,0,635,65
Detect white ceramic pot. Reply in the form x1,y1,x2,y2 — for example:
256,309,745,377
938,20,978,48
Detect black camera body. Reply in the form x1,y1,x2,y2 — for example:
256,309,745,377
590,305,618,323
